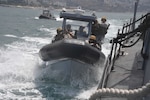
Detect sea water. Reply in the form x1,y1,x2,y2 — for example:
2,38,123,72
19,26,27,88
0,6,145,100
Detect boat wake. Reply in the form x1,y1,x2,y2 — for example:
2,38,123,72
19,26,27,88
55,16,63,21
0,45,41,99
34,16,39,20
0,40,103,99
34,60,103,99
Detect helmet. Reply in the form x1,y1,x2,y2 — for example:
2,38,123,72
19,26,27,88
101,17,107,22
90,35,96,40
57,27,62,32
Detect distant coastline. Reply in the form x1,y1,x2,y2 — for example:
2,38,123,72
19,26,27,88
0,4,43,9
0,4,147,13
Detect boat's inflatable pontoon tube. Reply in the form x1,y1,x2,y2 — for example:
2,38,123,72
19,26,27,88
39,39,105,64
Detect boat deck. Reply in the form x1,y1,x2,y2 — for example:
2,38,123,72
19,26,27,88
102,40,144,100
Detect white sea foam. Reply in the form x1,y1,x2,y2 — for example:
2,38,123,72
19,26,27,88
39,27,52,33
56,16,63,21
21,36,51,44
34,16,39,20
4,34,18,38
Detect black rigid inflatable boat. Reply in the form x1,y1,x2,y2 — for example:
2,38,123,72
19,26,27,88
38,9,107,89
39,10,106,65
39,9,56,20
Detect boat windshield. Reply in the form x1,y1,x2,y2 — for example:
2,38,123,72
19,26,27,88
65,19,90,40
43,10,50,15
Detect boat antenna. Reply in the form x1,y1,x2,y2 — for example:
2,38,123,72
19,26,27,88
132,0,140,30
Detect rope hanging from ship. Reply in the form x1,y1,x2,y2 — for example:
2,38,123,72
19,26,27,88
112,13,150,48
114,30,142,48
89,82,150,100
